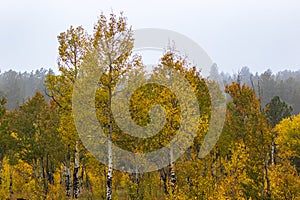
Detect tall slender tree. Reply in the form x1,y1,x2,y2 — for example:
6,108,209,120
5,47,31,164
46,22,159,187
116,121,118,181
46,25,91,198
92,12,141,200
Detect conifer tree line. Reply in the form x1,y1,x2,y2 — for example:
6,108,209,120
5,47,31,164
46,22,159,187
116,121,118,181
0,12,299,199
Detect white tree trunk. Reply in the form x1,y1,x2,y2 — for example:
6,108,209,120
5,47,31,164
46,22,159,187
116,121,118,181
106,138,113,200
170,147,176,194
73,141,80,198
106,60,113,200
271,140,275,164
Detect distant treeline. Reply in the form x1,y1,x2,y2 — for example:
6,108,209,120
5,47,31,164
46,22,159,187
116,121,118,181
219,66,300,114
0,67,299,113
0,68,52,110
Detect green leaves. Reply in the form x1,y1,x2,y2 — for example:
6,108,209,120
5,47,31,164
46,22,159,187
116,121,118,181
265,96,293,128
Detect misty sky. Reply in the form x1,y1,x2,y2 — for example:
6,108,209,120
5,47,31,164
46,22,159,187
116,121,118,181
0,0,300,74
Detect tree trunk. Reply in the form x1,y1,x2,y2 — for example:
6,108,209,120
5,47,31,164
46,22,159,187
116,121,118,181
73,141,80,198
65,149,71,197
60,165,64,186
135,168,140,197
170,147,176,194
148,173,152,196
80,165,84,193
9,167,13,196
264,156,271,199
34,159,39,180
106,61,113,200
40,157,48,194
83,166,91,192
46,155,54,185
186,148,193,188
130,167,141,199
271,140,275,164
159,167,169,195
40,157,45,180
106,139,113,200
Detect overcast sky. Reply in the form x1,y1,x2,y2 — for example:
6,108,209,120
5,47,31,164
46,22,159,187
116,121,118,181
0,0,299,74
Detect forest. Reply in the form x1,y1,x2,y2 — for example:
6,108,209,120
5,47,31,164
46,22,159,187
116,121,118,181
0,13,299,200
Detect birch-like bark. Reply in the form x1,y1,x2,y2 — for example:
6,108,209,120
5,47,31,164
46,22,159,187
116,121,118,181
106,138,113,200
106,56,113,200
170,147,176,194
271,140,275,164
159,167,169,195
73,141,80,198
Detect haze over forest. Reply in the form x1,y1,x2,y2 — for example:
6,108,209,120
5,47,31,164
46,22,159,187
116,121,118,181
1,66,299,114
